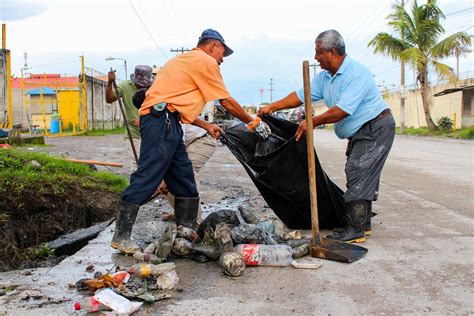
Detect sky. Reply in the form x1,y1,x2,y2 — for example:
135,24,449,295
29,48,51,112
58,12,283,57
1,0,473,105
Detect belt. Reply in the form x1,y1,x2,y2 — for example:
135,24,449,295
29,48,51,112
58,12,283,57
374,108,391,121
349,109,392,140
142,103,177,116
364,109,392,127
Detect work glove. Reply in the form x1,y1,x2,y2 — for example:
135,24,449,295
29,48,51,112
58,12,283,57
246,117,271,140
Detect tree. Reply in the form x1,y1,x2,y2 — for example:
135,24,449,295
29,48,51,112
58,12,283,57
368,0,471,130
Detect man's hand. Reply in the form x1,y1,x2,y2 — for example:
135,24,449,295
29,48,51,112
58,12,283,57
295,120,307,142
205,123,224,139
158,180,168,195
108,71,116,83
247,117,271,140
257,104,274,117
132,119,140,128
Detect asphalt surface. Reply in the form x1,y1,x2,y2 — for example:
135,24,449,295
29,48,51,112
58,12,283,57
0,130,472,315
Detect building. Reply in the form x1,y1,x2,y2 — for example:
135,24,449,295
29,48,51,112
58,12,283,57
312,77,474,129
9,72,122,134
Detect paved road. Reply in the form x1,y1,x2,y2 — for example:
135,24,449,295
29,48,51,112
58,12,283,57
1,132,472,314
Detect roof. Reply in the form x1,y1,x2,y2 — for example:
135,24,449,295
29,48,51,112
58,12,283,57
434,85,474,97
26,87,57,95
11,74,79,89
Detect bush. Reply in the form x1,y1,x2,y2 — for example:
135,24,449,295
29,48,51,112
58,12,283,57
437,116,454,130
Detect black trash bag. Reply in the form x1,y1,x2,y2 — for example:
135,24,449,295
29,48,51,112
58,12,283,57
221,115,346,229
230,224,277,245
197,209,240,238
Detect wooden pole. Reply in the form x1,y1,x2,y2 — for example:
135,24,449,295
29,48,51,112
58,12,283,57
65,158,123,168
303,60,320,241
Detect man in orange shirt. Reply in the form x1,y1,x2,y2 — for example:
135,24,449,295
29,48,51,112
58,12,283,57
112,29,270,254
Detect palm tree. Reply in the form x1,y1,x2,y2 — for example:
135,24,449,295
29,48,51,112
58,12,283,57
368,0,471,130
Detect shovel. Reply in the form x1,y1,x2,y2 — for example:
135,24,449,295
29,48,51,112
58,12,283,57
110,68,139,164
302,60,367,263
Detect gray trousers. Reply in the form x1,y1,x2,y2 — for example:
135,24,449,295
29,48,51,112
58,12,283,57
166,135,217,223
344,113,395,203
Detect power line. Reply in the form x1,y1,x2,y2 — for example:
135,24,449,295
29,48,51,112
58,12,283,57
167,0,189,46
373,65,399,76
129,0,169,60
349,1,393,62
445,7,473,16
170,47,191,54
346,0,388,46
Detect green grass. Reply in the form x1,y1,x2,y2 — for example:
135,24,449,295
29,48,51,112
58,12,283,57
78,127,125,136
0,149,127,196
396,126,474,140
448,126,474,140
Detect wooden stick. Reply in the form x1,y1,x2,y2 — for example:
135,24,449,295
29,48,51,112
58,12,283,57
302,60,320,242
65,158,123,168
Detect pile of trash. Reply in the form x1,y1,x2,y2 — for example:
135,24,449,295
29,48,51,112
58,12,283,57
72,204,319,313
72,261,178,313
135,204,320,277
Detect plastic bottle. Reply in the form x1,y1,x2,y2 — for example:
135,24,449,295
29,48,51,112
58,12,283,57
143,242,157,254
234,244,293,267
74,296,109,312
238,205,259,224
133,251,163,264
128,262,176,278
177,226,199,242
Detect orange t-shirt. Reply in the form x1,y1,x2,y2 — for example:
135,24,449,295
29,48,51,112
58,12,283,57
140,48,231,123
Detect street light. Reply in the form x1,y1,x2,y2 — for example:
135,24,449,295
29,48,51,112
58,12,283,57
105,56,128,81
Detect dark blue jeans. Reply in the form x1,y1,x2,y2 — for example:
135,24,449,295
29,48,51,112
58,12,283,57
122,111,197,205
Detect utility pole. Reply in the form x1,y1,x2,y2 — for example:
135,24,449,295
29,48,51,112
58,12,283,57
400,0,406,134
268,78,275,103
309,63,319,77
258,88,264,105
170,47,190,54
455,46,460,80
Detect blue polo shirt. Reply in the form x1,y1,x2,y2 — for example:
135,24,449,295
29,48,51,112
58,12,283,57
296,55,388,139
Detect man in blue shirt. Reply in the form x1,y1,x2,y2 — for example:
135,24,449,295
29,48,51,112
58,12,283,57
258,29,395,243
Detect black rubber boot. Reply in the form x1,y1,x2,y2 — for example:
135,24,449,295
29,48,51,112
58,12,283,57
365,201,372,236
333,201,372,236
111,200,141,254
326,200,368,243
174,196,199,229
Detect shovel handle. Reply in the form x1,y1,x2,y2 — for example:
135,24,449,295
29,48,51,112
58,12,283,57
110,68,139,165
302,61,320,240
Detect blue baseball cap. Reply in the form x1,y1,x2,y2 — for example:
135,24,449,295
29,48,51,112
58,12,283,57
198,29,234,57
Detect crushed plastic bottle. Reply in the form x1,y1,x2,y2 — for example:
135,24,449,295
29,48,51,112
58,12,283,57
234,244,293,267
133,251,163,264
128,262,176,278
74,296,109,312
291,243,310,259
238,205,259,224
219,252,245,277
156,270,180,290
143,242,157,254
177,226,199,242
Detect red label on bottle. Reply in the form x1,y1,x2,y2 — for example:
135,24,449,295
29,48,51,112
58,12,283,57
89,296,100,312
241,244,260,266
112,271,131,283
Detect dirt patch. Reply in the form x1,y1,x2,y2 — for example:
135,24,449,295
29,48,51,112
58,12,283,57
0,185,119,271
0,148,126,271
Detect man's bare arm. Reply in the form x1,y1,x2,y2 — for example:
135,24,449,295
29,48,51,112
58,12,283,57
106,71,118,103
